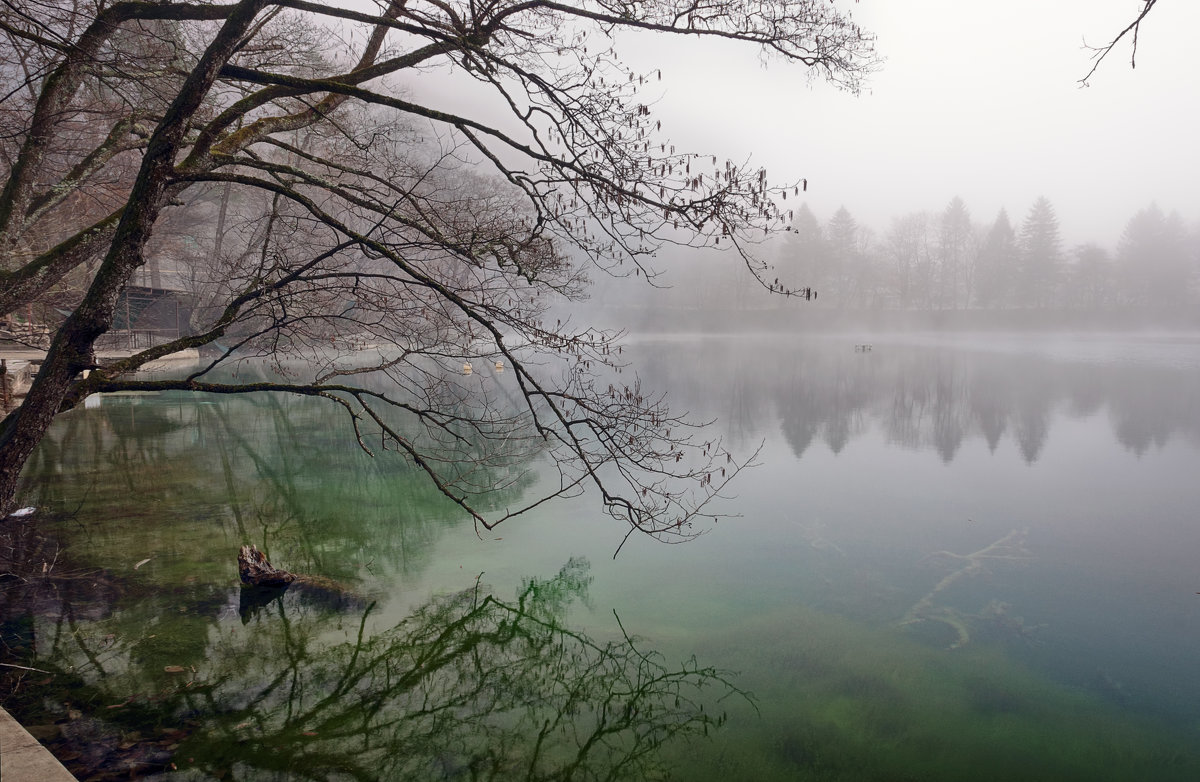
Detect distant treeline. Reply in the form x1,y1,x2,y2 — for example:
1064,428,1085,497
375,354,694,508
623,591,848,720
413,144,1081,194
589,197,1200,328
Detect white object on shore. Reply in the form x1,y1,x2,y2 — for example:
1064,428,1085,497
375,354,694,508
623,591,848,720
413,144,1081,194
8,507,35,517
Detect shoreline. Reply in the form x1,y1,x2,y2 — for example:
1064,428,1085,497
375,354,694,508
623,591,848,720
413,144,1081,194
1,349,200,413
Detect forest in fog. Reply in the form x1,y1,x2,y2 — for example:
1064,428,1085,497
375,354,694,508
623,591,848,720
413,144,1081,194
585,196,1200,329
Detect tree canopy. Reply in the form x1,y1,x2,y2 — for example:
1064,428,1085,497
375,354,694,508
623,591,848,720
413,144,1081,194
0,1,876,536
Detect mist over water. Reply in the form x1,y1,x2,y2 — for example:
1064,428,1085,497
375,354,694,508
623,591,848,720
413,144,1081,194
6,332,1200,779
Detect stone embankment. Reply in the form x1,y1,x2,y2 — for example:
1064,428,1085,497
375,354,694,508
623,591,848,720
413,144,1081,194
0,706,79,781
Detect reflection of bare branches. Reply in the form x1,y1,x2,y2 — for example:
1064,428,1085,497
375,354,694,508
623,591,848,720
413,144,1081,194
5,559,746,781
900,528,1031,649
0,510,116,622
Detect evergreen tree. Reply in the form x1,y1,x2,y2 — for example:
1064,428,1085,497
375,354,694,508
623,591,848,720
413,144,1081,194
937,196,974,309
975,209,1019,308
778,203,828,302
826,206,864,307
1017,197,1063,308
1116,204,1192,308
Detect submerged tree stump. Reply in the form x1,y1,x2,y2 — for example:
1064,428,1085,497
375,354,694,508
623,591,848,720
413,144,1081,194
238,544,296,588
236,544,365,620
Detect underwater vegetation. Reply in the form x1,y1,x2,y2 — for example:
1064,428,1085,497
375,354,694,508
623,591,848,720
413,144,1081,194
661,603,1200,782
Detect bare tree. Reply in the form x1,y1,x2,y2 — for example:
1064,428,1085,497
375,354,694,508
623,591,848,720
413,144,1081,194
883,211,934,310
0,1,875,541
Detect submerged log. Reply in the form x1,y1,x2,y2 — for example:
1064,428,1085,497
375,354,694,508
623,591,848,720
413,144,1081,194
236,544,365,622
237,544,296,587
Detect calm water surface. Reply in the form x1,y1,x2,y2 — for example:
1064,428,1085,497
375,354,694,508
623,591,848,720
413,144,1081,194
3,333,1200,780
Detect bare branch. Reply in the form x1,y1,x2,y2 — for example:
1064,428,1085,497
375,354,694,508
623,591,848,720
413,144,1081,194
1080,0,1158,86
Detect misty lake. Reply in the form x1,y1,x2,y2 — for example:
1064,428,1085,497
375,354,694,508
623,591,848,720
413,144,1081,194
4,332,1200,781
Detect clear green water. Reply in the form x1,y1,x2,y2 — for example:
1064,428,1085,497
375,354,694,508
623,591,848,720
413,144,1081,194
4,333,1200,780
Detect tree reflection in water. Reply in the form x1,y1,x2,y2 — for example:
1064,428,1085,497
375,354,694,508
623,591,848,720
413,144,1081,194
633,338,1200,464
1,553,744,781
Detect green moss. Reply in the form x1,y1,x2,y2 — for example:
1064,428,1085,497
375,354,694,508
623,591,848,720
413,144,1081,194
662,604,1200,782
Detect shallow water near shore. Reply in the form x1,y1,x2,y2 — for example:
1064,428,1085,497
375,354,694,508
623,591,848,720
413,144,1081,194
4,332,1200,780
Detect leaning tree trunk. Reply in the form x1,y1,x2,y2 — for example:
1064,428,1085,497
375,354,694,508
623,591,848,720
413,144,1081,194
0,0,272,517
0,320,101,515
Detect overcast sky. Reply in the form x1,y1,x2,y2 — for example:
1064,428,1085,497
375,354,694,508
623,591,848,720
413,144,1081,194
618,0,1199,249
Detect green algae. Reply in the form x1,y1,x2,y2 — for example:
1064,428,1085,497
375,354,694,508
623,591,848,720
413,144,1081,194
662,603,1200,781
